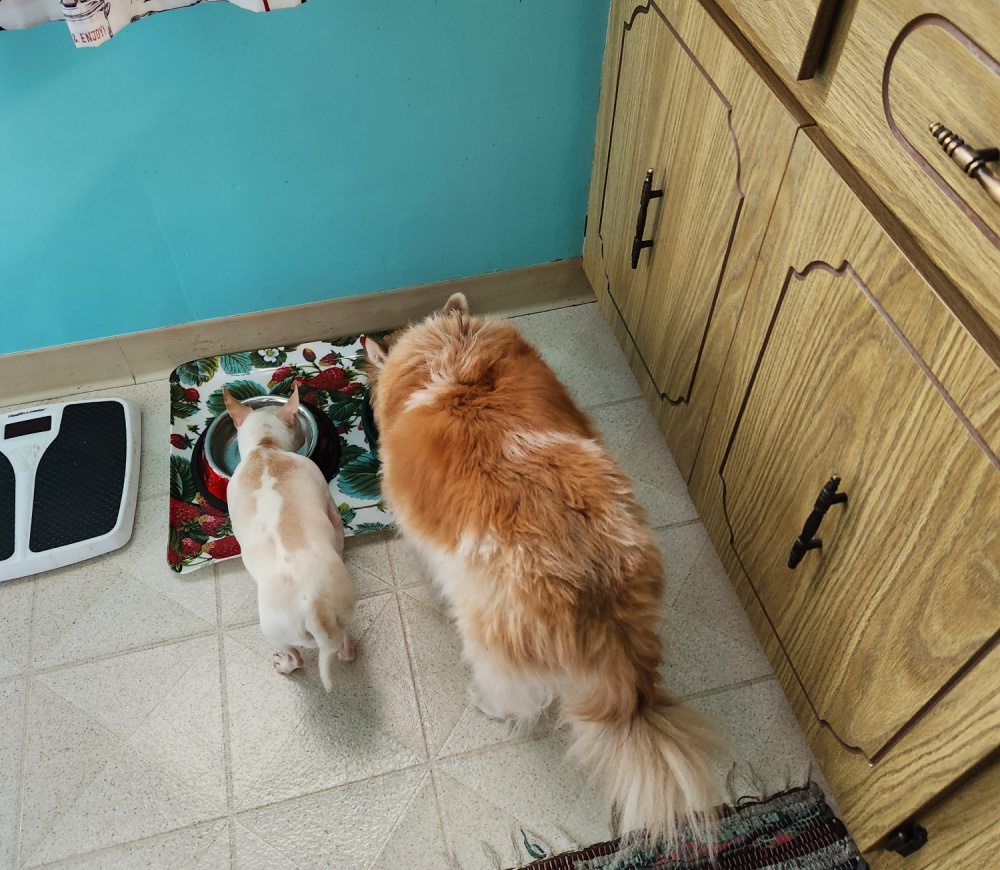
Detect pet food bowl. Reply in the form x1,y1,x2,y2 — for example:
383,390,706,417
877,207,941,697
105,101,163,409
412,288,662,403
191,395,341,511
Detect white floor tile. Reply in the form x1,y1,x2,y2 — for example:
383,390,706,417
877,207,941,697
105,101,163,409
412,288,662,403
22,638,226,866
217,558,259,625
386,536,429,588
19,683,120,862
398,592,470,758
26,744,221,867
590,400,698,528
223,629,420,810
658,539,773,699
655,522,711,608
437,732,610,858
0,579,32,678
344,533,396,598
512,304,642,409
31,556,213,669
33,820,230,870
690,679,819,800
370,774,448,870
235,766,426,870
0,679,25,870
119,494,219,625
433,769,531,870
233,823,300,870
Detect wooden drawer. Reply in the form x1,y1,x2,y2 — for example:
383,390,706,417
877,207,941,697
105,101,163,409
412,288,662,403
713,0,840,80
582,0,798,478
867,752,1000,868
808,1,1000,343
691,127,1000,848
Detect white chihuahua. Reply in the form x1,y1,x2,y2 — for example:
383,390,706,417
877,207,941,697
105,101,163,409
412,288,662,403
223,384,356,690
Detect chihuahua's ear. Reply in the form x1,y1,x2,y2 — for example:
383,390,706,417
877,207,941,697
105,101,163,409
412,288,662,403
443,292,469,316
364,335,388,370
277,383,300,427
223,386,251,428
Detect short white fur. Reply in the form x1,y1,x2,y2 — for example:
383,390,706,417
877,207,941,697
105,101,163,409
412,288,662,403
223,384,357,690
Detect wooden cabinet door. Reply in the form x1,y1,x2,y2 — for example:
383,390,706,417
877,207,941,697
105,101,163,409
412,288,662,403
795,0,1000,346
691,128,1000,847
584,0,798,477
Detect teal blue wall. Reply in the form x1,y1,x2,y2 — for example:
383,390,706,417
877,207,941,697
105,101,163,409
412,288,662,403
0,0,609,356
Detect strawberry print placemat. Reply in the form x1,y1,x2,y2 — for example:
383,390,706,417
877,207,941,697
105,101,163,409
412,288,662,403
168,335,391,574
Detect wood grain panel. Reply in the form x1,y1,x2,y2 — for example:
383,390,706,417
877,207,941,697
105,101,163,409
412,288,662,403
691,128,1000,849
584,0,798,478
722,257,1000,758
886,17,1000,246
715,0,841,80
868,753,1000,868
607,5,742,403
718,0,1000,347
600,6,673,339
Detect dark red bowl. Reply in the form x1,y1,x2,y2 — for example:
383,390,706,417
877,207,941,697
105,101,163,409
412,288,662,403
191,401,341,513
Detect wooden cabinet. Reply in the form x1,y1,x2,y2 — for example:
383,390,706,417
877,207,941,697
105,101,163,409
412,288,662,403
715,0,1000,352
689,128,1000,853
583,0,799,478
586,1,1000,860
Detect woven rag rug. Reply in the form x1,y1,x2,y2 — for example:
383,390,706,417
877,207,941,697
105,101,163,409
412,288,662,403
167,334,392,574
517,783,867,870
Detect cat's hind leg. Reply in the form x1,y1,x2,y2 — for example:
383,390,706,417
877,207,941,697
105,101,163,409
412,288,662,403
468,654,552,726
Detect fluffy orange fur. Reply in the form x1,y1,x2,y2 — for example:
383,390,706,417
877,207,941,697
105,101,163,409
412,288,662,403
367,294,722,843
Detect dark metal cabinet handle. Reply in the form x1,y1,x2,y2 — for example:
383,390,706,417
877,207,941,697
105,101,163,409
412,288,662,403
630,168,663,269
930,122,1000,207
884,820,928,857
788,475,848,569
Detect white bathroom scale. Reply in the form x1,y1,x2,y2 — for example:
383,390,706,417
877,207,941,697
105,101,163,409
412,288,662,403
0,398,140,582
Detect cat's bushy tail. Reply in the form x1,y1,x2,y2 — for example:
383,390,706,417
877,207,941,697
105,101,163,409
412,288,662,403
566,682,722,846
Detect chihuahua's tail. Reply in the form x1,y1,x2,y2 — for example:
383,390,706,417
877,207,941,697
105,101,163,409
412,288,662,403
308,561,357,691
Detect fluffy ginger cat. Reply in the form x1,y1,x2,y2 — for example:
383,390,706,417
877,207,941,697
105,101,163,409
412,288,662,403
224,384,356,690
365,294,722,843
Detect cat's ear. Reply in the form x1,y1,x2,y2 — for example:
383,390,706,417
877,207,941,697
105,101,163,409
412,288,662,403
443,292,469,316
223,386,251,428
365,335,388,370
277,383,300,427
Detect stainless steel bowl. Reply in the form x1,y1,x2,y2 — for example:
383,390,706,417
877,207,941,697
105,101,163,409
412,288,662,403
204,395,318,480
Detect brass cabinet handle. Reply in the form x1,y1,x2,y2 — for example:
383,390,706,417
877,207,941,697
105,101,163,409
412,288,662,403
630,168,663,269
930,122,1000,207
788,475,848,569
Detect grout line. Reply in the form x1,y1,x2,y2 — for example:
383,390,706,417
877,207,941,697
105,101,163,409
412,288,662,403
432,720,555,765
365,769,432,868
427,768,456,860
582,395,643,413
25,818,228,870
12,582,38,869
23,628,218,680
679,674,775,704
235,761,431,817
222,618,260,631
651,517,703,533
214,572,239,870
507,299,596,321
396,590,433,762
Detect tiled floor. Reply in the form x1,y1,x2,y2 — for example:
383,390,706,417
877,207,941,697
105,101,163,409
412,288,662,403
0,303,823,870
